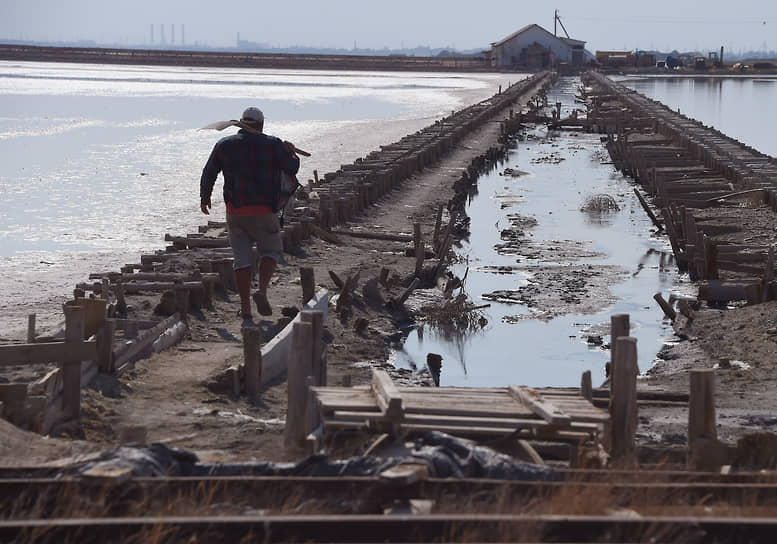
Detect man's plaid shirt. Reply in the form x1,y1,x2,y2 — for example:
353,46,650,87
200,130,300,212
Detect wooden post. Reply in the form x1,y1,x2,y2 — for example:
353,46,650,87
653,292,677,321
301,310,325,386
97,319,116,373
62,304,85,419
101,277,110,300
306,375,319,436
242,326,262,397
415,241,425,278
115,281,127,314
433,204,443,251
286,321,314,449
610,336,638,460
610,314,630,374
581,370,593,402
27,314,36,344
300,267,315,305
688,369,717,445
174,288,189,324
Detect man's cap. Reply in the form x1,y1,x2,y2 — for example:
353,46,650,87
241,107,264,124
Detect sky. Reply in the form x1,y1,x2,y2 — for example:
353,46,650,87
1,0,776,55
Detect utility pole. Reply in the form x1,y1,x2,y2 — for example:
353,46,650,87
554,9,570,39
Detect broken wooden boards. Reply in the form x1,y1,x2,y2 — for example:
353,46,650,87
311,370,609,450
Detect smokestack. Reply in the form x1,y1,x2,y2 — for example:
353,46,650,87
171,24,175,45
160,23,166,45
181,24,185,46
150,23,154,45
720,46,724,66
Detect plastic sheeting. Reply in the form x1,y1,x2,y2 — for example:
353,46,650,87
63,431,559,481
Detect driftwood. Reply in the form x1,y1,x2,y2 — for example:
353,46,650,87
706,188,766,204
309,224,342,244
330,228,412,243
633,188,663,231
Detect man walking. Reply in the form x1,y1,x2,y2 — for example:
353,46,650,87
200,107,300,324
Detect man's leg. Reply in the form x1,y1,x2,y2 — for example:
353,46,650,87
252,256,276,316
234,267,253,317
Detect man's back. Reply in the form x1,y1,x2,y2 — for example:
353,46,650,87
201,130,299,211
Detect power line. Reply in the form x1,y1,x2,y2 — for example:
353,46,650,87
562,14,770,25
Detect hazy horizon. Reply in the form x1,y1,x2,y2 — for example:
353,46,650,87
2,1,776,56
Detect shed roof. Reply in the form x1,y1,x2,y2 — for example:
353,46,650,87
491,23,586,49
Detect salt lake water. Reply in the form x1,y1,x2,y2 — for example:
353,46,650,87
0,61,518,338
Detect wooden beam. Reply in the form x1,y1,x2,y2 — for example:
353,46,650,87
508,386,571,426
371,369,403,421
0,341,98,366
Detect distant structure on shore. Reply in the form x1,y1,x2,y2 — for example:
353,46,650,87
488,23,592,70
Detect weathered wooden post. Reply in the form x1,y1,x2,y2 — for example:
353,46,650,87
688,369,716,445
581,370,593,402
286,320,314,449
610,336,638,461
174,281,189,324
300,310,326,387
413,223,425,277
300,267,315,305
610,314,630,378
62,304,85,419
101,277,110,300
242,326,262,398
27,314,36,344
97,319,116,373
433,204,443,251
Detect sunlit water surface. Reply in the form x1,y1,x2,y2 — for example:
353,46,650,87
0,61,521,338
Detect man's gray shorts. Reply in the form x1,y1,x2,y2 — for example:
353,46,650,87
226,213,283,270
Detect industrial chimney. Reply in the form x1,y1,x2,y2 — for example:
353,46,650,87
171,24,175,45
150,23,154,45
160,23,166,45
181,24,185,46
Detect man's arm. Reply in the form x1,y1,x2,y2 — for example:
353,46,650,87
200,145,221,214
276,139,301,175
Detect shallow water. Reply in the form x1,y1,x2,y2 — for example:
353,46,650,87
0,61,520,339
622,75,777,158
391,77,690,387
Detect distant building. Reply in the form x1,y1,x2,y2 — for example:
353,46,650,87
489,24,588,69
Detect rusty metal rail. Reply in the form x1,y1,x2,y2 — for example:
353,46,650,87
2,513,777,542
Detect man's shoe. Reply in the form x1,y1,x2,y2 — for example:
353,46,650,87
238,310,255,328
253,292,272,316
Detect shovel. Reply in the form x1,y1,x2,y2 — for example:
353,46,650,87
200,120,311,156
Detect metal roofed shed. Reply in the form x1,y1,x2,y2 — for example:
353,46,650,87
489,23,589,70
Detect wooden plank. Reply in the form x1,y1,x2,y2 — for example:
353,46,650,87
371,369,403,421
114,313,181,373
0,341,98,366
508,386,571,426
260,288,328,386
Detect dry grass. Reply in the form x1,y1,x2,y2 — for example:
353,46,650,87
422,293,488,336
581,193,620,212
5,470,777,542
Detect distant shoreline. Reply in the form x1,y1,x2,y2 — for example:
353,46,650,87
0,43,496,73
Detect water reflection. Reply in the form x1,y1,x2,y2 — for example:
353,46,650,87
625,75,777,157
393,77,684,387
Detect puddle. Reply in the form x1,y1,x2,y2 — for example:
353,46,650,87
390,77,693,388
